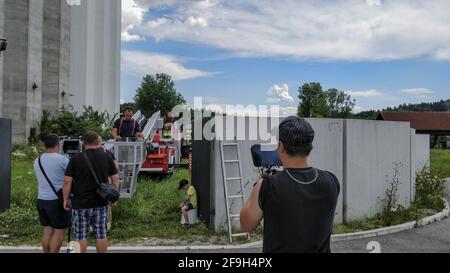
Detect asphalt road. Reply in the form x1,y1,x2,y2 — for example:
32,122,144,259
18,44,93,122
2,215,449,253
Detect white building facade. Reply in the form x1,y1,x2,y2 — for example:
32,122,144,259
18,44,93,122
68,0,121,115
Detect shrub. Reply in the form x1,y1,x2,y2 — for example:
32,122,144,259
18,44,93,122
38,106,117,140
11,142,44,162
415,169,445,211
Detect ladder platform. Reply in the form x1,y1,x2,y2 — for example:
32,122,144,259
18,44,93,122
220,140,250,243
232,233,249,237
224,160,239,163
228,195,243,199
226,177,242,181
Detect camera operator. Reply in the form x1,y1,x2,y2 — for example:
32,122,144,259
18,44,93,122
240,116,340,253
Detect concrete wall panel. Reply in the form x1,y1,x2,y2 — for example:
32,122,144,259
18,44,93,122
411,133,430,201
2,0,29,140
345,120,412,220
413,133,430,172
69,0,121,115
212,116,344,231
26,0,43,139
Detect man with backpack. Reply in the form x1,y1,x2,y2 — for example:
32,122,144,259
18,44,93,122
62,132,119,253
34,134,70,253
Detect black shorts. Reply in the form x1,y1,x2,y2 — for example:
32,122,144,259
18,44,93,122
36,199,71,229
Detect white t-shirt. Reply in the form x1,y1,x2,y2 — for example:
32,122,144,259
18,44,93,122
33,153,69,200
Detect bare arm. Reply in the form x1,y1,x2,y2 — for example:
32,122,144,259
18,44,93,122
240,179,263,232
110,174,120,190
63,176,73,211
114,160,119,175
134,131,144,138
112,128,120,139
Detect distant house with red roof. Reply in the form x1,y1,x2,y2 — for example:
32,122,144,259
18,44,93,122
377,111,450,147
376,112,450,135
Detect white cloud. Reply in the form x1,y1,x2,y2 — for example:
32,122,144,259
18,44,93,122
121,0,148,42
126,0,450,61
121,50,214,80
122,29,145,42
120,98,126,104
346,89,383,97
186,16,208,28
400,88,434,95
266,84,294,104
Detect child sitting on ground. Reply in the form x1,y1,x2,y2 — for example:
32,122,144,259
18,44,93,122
178,179,197,225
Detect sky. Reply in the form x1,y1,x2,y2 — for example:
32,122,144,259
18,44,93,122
120,0,450,115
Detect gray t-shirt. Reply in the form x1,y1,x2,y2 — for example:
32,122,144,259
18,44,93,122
34,153,69,200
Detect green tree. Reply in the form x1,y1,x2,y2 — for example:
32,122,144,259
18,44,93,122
326,88,355,118
297,82,330,117
134,74,186,117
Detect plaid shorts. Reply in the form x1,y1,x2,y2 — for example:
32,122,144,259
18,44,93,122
72,206,108,241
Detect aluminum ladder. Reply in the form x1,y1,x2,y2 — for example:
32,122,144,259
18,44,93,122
219,141,251,243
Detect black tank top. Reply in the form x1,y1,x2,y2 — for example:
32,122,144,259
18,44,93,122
258,167,340,253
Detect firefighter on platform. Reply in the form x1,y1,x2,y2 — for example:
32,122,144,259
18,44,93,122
112,107,144,140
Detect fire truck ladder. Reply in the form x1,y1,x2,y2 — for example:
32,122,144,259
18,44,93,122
104,111,162,198
219,141,251,243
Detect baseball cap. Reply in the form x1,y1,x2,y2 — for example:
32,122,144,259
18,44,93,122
278,116,315,146
178,179,189,190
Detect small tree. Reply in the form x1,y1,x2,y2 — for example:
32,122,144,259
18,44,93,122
326,88,355,118
134,74,186,117
297,83,355,118
297,82,329,117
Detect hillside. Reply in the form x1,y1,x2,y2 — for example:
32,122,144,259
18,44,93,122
354,99,450,119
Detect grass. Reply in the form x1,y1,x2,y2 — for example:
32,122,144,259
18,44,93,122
0,157,231,246
109,169,226,245
1,146,448,245
332,206,439,234
0,160,42,245
431,148,450,178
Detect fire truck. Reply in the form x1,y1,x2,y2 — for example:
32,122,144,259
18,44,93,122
60,110,185,198
140,118,182,175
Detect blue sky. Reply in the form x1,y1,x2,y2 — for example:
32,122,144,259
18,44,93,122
121,0,450,114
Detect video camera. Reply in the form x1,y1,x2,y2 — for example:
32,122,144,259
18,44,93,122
251,144,283,175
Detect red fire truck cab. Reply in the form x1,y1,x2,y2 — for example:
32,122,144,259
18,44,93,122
140,128,181,174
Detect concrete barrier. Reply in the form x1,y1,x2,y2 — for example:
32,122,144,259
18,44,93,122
208,116,429,231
